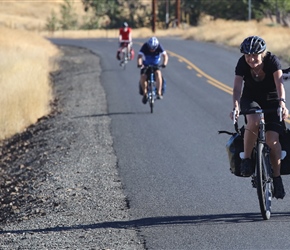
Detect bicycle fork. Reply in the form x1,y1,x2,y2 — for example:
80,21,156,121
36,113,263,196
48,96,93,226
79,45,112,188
147,72,156,102
251,143,273,194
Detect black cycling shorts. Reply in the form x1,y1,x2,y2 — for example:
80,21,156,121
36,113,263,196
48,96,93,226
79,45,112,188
240,97,284,134
140,66,159,75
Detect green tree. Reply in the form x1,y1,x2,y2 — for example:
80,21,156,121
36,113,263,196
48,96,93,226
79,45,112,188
262,0,290,26
182,0,203,26
202,0,249,20
82,0,121,28
80,15,100,30
59,0,78,30
82,0,150,28
46,10,59,33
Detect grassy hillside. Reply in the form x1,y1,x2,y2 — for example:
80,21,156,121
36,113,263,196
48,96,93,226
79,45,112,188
0,26,58,141
0,0,87,31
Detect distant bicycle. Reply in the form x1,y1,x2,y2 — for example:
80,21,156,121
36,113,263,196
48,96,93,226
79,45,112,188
145,65,158,113
139,65,166,113
141,65,166,113
234,108,286,220
119,40,132,70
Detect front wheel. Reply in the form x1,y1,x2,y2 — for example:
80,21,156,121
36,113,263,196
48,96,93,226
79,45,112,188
256,142,273,220
147,82,154,113
150,101,153,113
149,90,154,113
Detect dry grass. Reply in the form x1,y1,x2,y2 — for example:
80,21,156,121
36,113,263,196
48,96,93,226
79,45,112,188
1,0,290,141
181,18,290,62
0,27,59,140
0,0,87,31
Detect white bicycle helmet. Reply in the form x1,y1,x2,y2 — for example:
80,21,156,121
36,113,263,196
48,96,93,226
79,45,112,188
147,37,159,50
240,36,266,54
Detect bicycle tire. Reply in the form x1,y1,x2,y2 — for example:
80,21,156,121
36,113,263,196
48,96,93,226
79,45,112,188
149,86,154,113
256,142,272,220
150,100,153,113
123,48,128,70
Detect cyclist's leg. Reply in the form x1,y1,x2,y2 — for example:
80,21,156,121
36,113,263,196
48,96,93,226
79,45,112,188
120,42,125,61
140,69,147,94
266,130,281,177
240,99,259,176
267,130,285,199
244,114,259,156
155,69,162,96
240,99,260,159
127,43,132,59
265,103,284,176
265,111,285,199
140,68,148,104
117,45,122,60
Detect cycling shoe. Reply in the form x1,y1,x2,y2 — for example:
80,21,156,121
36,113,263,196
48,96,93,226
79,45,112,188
273,176,286,199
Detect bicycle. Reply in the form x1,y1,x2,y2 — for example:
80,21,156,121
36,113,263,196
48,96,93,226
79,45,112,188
143,65,159,113
234,108,286,220
119,41,131,70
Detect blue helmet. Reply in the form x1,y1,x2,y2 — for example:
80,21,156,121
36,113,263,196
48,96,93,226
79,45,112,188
240,36,266,54
147,37,159,50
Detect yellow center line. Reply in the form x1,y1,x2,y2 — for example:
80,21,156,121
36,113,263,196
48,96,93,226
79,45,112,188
167,50,232,92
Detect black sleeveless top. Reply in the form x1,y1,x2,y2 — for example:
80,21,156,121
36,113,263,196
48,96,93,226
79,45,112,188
235,52,281,101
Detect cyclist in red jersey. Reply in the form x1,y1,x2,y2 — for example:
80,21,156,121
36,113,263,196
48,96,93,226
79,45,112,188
117,22,133,61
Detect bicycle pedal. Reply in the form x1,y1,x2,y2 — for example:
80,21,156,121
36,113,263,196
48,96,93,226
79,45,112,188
251,177,257,188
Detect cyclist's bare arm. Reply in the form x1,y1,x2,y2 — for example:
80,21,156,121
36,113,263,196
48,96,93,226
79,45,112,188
231,75,243,121
137,54,143,68
162,52,168,66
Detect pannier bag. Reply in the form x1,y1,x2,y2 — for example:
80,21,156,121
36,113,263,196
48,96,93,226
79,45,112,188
280,128,290,175
226,132,244,176
221,126,290,176
219,126,244,177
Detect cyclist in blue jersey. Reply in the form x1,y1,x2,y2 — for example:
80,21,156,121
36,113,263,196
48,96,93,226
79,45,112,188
137,37,168,104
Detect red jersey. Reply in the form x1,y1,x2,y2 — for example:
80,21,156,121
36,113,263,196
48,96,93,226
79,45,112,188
119,27,132,40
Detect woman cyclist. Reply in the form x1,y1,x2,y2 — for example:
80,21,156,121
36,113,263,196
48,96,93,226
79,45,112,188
117,22,132,62
231,36,289,199
137,37,168,104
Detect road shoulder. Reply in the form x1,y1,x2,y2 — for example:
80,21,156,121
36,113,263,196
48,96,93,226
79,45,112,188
0,45,144,249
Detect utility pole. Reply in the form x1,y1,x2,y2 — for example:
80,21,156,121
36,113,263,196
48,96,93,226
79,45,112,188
248,0,251,21
175,0,180,27
152,0,156,33
165,0,169,29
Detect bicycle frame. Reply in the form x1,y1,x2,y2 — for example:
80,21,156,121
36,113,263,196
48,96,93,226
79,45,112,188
236,108,283,220
119,42,130,69
252,111,273,220
144,65,157,113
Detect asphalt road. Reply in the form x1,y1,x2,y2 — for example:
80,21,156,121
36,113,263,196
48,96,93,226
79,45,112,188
51,37,290,250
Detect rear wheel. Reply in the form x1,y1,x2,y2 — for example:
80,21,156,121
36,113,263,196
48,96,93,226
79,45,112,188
256,142,272,220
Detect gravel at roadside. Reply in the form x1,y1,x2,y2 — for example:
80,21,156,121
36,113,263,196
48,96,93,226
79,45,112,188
0,45,145,250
